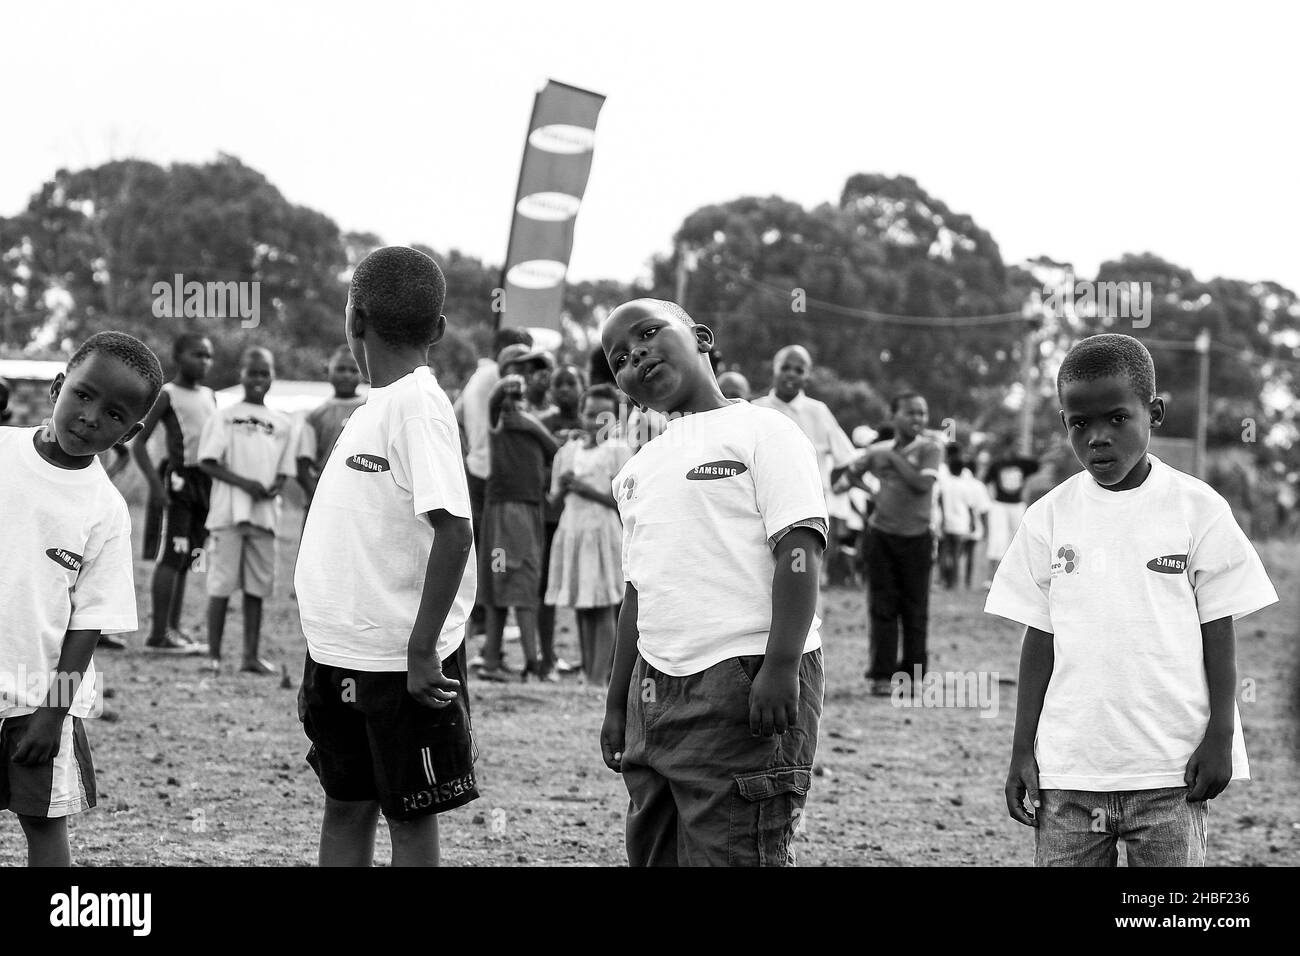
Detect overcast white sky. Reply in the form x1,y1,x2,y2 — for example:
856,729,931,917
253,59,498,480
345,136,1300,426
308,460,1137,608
7,1,1299,292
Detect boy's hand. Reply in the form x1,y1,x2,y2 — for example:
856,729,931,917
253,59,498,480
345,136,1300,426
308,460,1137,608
1005,750,1041,826
12,709,65,766
1185,734,1233,801
558,470,575,492
600,708,627,773
748,662,799,737
406,654,460,709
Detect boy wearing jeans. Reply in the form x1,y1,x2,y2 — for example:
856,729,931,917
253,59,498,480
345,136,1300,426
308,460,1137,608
988,334,1277,866
600,299,826,867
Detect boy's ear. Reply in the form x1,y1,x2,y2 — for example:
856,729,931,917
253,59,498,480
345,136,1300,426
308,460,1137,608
119,421,145,446
49,372,66,404
1058,409,1068,432
347,301,365,340
429,314,447,348
1149,396,1165,428
694,324,715,352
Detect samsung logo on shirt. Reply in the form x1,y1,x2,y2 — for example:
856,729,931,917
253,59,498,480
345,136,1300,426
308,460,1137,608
345,454,391,473
686,460,748,481
1146,554,1189,574
46,548,83,573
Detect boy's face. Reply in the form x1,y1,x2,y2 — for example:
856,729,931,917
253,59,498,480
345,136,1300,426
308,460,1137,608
552,374,581,411
1059,373,1163,491
47,353,153,462
524,362,551,400
582,396,616,435
178,339,214,383
773,354,808,403
602,303,712,414
241,353,274,403
328,351,361,398
892,396,929,442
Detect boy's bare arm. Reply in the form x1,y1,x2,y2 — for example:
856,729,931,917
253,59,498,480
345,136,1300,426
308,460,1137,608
130,388,171,496
1006,626,1053,826
12,629,99,766
198,458,269,498
751,527,823,737
1186,615,1236,801
405,509,474,708
601,582,640,773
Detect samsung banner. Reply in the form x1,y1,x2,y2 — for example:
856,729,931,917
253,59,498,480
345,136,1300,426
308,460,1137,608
500,80,605,335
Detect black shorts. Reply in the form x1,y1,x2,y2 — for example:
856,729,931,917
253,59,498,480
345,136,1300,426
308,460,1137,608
300,643,479,820
159,466,211,571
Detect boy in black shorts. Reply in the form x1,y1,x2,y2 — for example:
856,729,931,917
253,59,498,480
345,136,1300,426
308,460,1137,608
294,247,478,866
1,331,162,865
132,332,216,653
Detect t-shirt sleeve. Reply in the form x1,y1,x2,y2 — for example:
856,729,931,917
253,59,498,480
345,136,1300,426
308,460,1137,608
197,411,227,463
984,509,1053,633
752,416,829,542
389,414,473,520
918,440,943,478
1188,506,1279,623
277,418,299,477
68,501,137,634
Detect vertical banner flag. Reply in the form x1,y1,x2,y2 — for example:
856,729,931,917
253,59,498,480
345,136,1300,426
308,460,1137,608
500,80,605,334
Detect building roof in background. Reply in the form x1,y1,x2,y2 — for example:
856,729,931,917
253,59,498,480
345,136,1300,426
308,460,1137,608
0,359,67,381
215,381,368,416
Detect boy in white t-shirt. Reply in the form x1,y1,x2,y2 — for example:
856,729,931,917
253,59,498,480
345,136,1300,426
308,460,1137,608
294,247,477,867
600,299,827,867
987,334,1277,866
197,346,296,675
1,331,162,865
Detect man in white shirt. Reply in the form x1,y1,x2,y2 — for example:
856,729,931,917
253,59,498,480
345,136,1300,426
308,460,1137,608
753,345,857,585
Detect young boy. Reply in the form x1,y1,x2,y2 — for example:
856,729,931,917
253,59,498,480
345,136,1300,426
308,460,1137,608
197,346,296,675
988,334,1277,866
295,345,367,503
132,332,216,654
294,246,478,867
537,365,586,674
474,345,560,682
600,298,827,867
843,392,943,695
1,331,162,865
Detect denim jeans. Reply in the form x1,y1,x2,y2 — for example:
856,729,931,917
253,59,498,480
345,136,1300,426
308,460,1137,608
621,648,824,867
1035,787,1209,866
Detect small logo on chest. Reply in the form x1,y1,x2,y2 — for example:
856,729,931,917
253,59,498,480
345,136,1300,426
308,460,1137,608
686,460,747,481
46,548,83,572
1146,554,1188,574
345,454,390,473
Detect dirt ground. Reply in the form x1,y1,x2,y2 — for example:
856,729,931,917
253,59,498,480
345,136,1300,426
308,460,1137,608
2,507,1297,866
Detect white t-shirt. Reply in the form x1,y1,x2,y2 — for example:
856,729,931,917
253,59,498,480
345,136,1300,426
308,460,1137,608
454,358,498,480
0,428,137,718
613,401,828,676
752,391,857,520
295,366,477,670
985,455,1278,791
198,401,296,532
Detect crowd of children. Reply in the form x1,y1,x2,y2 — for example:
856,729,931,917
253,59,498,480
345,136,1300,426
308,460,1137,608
0,245,1279,869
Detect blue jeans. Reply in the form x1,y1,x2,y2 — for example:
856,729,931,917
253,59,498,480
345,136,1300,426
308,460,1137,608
1035,787,1209,866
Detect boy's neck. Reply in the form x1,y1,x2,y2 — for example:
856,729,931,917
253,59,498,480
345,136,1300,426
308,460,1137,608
664,378,730,416
362,346,427,389
174,374,202,390
32,427,92,470
243,394,266,406
333,390,359,401
1097,453,1152,492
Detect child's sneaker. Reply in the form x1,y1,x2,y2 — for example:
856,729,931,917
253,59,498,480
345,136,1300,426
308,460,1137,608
241,658,277,675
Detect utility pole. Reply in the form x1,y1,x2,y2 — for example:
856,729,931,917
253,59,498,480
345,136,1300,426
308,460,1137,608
1194,328,1211,478
674,243,696,309
1018,296,1041,456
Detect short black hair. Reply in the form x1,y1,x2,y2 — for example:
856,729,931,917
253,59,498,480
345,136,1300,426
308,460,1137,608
493,327,533,355
553,364,586,388
890,391,924,414
1057,333,1156,403
589,344,616,386
583,383,620,408
68,331,164,412
172,331,211,361
241,345,275,368
349,246,446,349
